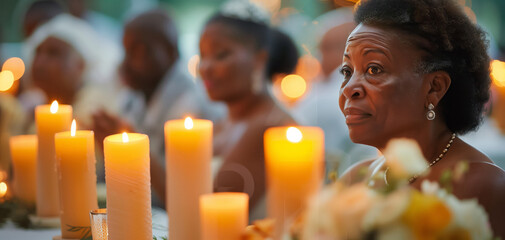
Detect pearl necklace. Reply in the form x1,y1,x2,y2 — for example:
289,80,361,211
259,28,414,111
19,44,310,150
384,133,457,185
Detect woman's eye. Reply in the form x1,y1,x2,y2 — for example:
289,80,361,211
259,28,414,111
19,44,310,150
340,67,352,78
367,66,383,75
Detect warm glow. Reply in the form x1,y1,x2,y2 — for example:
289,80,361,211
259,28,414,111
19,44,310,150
251,0,281,14
491,60,505,88
71,119,76,137
0,70,14,91
295,54,321,82
286,127,303,143
184,117,194,130
187,55,200,79
2,57,25,80
281,74,307,99
122,132,129,143
0,171,6,182
50,100,59,113
0,182,7,198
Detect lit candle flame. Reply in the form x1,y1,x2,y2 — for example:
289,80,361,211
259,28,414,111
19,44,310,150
122,132,129,143
184,117,194,130
286,127,302,143
71,119,76,137
0,182,7,198
50,100,59,113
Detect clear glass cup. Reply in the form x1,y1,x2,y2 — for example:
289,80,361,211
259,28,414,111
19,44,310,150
89,209,107,240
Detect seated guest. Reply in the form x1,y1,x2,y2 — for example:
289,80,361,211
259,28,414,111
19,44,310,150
91,10,222,204
24,13,120,128
339,0,505,236
198,2,298,220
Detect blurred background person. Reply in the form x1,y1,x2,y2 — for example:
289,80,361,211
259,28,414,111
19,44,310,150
91,9,223,206
198,1,298,221
23,13,121,129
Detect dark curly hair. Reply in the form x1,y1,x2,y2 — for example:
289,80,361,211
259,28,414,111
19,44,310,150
355,0,491,134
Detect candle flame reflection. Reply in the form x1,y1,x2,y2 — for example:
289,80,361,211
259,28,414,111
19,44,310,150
286,127,302,143
50,100,59,113
491,60,505,88
184,117,194,130
71,119,76,137
0,182,7,198
122,132,129,143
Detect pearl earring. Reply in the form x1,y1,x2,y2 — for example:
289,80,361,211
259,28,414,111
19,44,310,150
426,103,436,120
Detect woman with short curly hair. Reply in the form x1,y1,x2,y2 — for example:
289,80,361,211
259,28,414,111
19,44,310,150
339,0,505,236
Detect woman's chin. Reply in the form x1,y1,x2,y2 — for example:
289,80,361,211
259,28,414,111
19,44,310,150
348,127,375,146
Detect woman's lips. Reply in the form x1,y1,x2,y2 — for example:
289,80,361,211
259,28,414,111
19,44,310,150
344,108,372,124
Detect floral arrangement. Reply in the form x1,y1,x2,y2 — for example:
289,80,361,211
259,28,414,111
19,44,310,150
243,139,495,240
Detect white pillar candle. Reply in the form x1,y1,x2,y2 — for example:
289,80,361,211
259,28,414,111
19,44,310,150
104,133,152,240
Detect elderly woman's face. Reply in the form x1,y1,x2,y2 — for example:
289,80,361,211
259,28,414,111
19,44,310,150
338,24,429,148
199,22,262,102
31,37,84,102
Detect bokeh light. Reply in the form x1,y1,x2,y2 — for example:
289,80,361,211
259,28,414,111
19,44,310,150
281,74,307,99
2,57,25,80
491,60,505,88
0,70,15,91
187,55,200,79
251,0,281,14
296,54,321,82
0,182,7,198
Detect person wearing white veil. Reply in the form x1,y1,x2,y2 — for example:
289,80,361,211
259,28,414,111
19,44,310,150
23,13,122,128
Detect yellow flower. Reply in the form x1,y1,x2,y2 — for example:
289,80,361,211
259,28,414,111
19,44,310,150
402,191,452,240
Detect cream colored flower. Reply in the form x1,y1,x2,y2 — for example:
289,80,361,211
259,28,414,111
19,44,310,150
302,183,376,240
384,139,428,179
443,195,492,240
363,187,411,230
421,180,440,195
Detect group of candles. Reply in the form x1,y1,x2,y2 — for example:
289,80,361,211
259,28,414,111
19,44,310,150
8,100,324,240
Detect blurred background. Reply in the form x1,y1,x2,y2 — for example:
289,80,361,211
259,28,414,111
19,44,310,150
0,0,504,173
1,0,503,64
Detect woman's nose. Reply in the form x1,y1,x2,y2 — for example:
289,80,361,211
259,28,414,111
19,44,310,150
341,74,365,100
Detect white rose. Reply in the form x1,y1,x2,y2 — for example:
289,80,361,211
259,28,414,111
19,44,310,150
384,139,428,179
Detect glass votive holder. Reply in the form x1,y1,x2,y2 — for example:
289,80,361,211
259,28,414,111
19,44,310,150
90,209,107,240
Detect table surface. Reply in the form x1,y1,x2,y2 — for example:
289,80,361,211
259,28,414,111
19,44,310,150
0,208,169,240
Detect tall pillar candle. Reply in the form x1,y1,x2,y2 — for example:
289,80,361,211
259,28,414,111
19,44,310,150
55,120,98,239
9,135,37,205
264,126,324,239
200,192,248,240
35,100,72,217
165,117,212,240
104,133,152,240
